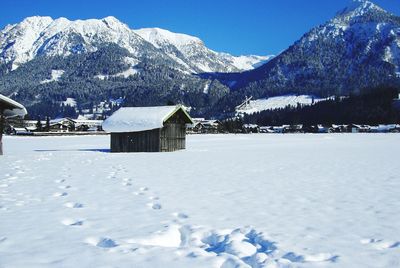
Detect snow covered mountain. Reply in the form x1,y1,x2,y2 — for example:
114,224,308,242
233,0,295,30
134,27,272,73
226,0,400,100
0,16,270,73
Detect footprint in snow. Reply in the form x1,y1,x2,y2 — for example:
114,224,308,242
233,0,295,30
172,212,189,219
54,179,65,184
61,218,84,226
85,237,118,248
64,202,84,208
122,178,132,186
139,187,149,192
147,203,162,210
58,185,71,190
282,252,339,263
53,192,68,197
361,238,400,250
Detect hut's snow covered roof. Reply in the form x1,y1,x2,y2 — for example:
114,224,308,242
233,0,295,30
102,105,193,133
0,94,27,117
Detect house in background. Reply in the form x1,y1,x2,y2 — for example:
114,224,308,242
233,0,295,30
200,120,222,133
243,124,260,133
102,105,193,153
22,117,103,133
49,118,75,132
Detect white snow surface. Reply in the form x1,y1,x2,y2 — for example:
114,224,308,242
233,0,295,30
0,134,399,267
40,70,65,84
94,68,139,80
220,53,274,70
237,95,331,115
62,97,77,107
134,27,202,50
102,105,181,133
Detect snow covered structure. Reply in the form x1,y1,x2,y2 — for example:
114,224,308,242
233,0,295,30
102,105,193,152
0,94,27,155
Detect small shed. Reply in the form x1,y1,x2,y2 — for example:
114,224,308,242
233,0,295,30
102,105,193,153
0,94,27,155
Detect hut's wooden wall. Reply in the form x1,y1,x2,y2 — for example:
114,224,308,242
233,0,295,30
160,108,188,152
111,128,161,153
160,123,186,152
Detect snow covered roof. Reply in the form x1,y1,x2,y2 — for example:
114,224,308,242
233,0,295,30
0,94,27,118
102,105,193,133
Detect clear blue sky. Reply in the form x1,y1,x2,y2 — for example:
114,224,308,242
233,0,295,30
1,0,399,56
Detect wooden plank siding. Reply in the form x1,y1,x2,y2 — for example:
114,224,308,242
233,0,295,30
111,128,161,153
160,123,186,152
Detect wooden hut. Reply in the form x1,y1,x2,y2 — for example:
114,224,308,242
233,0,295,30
102,105,193,153
0,94,27,155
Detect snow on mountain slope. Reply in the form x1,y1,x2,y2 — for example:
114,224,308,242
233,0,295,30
0,16,53,70
236,95,331,115
0,16,149,70
336,0,384,18
134,27,202,50
94,68,140,80
0,16,270,73
40,70,65,84
219,53,274,70
134,27,272,72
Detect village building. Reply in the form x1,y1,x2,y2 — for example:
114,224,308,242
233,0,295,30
0,94,27,155
186,118,222,134
347,124,370,133
243,124,260,133
102,105,193,153
198,120,222,133
21,117,103,133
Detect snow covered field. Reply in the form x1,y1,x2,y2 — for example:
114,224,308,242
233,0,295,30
1,134,399,268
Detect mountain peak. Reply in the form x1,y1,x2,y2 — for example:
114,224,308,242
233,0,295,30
337,0,385,17
21,15,53,24
101,16,124,28
17,16,54,30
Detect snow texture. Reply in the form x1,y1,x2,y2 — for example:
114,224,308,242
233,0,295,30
40,70,65,84
236,95,331,115
1,134,400,267
102,105,182,133
62,98,77,107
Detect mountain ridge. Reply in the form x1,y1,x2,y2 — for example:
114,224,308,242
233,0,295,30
0,16,271,73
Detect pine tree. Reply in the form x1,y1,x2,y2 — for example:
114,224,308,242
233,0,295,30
36,117,43,132
45,117,50,132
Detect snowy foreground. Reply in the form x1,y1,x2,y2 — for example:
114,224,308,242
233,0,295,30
1,134,399,268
